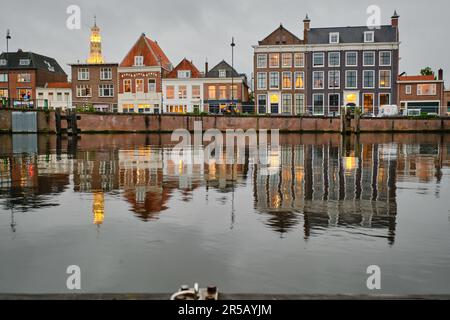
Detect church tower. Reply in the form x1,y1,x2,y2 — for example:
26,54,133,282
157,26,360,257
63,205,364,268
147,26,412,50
87,16,104,64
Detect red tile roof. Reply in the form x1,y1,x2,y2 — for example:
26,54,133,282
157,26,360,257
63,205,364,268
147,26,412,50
166,58,201,78
120,34,172,70
46,82,71,88
398,75,436,81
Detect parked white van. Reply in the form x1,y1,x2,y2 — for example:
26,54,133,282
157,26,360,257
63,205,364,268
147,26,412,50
378,105,399,117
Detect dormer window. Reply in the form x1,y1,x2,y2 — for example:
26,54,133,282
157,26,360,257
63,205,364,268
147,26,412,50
364,31,374,43
134,56,144,66
329,32,339,44
19,59,30,66
0,59,8,66
178,70,191,78
219,69,226,78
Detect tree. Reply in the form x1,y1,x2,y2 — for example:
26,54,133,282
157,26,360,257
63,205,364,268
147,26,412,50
420,67,434,76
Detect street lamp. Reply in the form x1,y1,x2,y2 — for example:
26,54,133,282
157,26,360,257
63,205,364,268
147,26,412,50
231,37,235,112
6,29,11,107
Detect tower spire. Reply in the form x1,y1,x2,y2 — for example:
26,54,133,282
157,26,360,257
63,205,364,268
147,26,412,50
87,16,104,64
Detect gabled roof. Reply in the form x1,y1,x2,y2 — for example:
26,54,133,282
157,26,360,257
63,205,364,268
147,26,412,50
307,25,398,44
45,82,72,89
0,50,66,75
166,58,201,78
120,33,172,70
398,75,436,82
258,24,303,45
206,60,244,78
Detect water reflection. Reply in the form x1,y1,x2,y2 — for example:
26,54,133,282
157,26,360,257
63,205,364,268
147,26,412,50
0,133,449,245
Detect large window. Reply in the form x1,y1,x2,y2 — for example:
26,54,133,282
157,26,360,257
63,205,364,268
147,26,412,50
417,84,437,95
282,94,292,114
363,51,375,66
76,85,91,97
313,94,324,115
100,68,112,80
257,72,267,90
294,53,304,67
328,70,340,89
363,70,375,88
219,86,227,99
192,85,201,99
346,52,358,66
269,53,280,68
379,70,391,88
269,72,279,89
258,94,267,114
124,79,131,93
17,73,31,83
208,86,216,99
257,54,267,68
328,52,340,67
294,72,304,89
166,86,174,99
379,51,392,66
0,89,8,98
230,85,238,99
148,79,156,92
282,53,292,68
294,94,305,115
329,94,340,112
135,79,144,93
346,70,358,89
379,93,390,106
178,85,187,99
313,71,324,89
78,68,89,81
219,70,227,78
0,74,8,82
313,52,325,67
363,93,374,114
177,70,191,78
99,84,114,97
282,72,292,89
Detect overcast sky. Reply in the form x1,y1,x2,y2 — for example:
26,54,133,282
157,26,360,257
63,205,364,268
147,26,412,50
1,0,449,85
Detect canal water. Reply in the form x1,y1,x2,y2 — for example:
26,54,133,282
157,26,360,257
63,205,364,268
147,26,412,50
0,133,449,294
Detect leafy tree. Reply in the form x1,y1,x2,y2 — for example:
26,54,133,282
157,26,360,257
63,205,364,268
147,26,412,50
420,67,434,76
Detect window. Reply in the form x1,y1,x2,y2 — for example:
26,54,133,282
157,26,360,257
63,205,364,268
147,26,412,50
294,53,304,67
65,92,70,101
269,53,279,68
346,70,357,88
48,92,54,101
17,89,32,99
363,94,374,114
282,72,292,89
363,70,375,88
219,69,227,78
134,56,144,66
219,86,227,99
363,51,375,66
99,84,114,97
136,79,144,93
192,85,201,99
329,94,340,111
177,70,191,78
269,72,279,89
294,94,305,115
294,72,304,89
282,53,292,68
19,59,30,66
166,86,175,99
282,94,292,114
124,79,131,93
379,93,390,106
57,92,63,101
78,68,89,80
364,31,374,43
313,94,324,115
148,79,156,92
328,52,340,67
329,32,339,44
258,94,267,114
0,59,7,66
379,70,391,88
257,54,267,68
257,72,267,90
208,86,216,99
0,74,8,82
346,52,358,66
417,84,437,95
379,51,392,66
313,52,325,67
313,71,324,89
328,70,340,89
100,68,112,80
405,85,412,94
17,73,31,83
0,89,8,98
178,85,187,99
76,85,91,97
230,85,238,99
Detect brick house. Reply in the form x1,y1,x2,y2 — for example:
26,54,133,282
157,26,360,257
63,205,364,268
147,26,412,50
444,89,450,116
397,70,445,116
203,60,249,114
253,12,400,116
118,33,172,114
69,63,119,112
162,58,204,114
0,49,67,107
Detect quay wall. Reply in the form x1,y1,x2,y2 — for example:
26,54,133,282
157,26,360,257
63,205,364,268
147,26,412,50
1,109,450,133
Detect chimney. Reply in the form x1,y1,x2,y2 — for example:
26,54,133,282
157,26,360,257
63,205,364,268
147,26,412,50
438,69,443,81
205,59,209,75
391,10,400,28
303,14,311,43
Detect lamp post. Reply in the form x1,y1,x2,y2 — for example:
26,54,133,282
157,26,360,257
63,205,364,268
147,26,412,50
6,29,11,107
231,37,235,112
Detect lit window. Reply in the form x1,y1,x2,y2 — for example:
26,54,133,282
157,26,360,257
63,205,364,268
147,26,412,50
17,73,31,83
294,72,304,89
135,79,144,92
329,32,339,44
282,72,292,89
364,31,374,43
192,85,201,99
282,53,292,68
269,53,279,68
417,84,437,95
208,86,216,99
124,79,131,93
219,86,227,99
294,53,304,67
178,85,187,99
379,70,391,88
166,86,175,99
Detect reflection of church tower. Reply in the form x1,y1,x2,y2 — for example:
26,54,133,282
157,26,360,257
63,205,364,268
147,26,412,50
87,16,104,64
93,191,105,225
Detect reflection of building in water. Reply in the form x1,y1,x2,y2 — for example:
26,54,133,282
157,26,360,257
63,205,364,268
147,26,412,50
0,157,12,190
253,140,400,243
397,144,443,184
93,191,105,225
